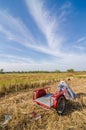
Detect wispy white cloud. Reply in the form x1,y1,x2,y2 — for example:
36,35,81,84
0,10,35,45
74,45,85,51
0,0,73,58
0,0,86,71
25,0,65,50
60,1,71,10
58,1,72,23
76,36,86,43
73,36,86,51
1,53,86,71
0,9,67,58
0,53,35,64
0,53,62,71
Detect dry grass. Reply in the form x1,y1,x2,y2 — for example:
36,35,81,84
0,72,86,130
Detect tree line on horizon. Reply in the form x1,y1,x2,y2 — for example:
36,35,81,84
0,68,85,74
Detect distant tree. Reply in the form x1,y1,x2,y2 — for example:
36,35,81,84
55,70,61,73
0,68,4,73
67,69,74,73
12,71,16,73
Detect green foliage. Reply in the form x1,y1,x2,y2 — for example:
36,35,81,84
67,69,74,72
0,68,4,74
55,70,61,73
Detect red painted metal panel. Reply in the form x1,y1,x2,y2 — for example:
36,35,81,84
51,91,66,108
33,87,66,109
33,89,46,99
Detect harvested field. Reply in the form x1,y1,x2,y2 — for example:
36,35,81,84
0,72,86,130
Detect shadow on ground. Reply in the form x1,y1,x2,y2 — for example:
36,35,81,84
63,92,86,115
77,92,86,97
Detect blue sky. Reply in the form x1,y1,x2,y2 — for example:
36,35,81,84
0,0,86,71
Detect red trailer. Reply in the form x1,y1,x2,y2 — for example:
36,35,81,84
33,86,67,114
33,81,77,114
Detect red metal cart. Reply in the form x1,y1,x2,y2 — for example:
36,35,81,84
33,87,67,114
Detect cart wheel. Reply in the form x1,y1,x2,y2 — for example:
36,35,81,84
56,96,66,115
